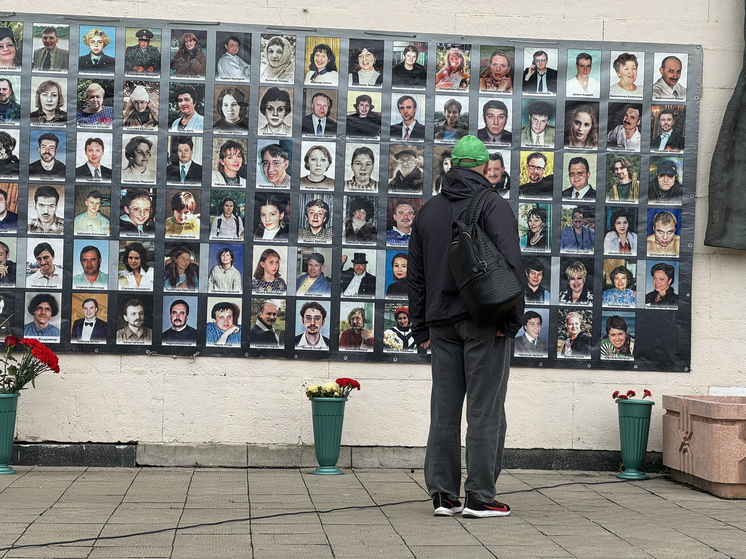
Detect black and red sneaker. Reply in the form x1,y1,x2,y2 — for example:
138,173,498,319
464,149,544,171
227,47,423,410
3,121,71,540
461,493,511,518
432,493,463,516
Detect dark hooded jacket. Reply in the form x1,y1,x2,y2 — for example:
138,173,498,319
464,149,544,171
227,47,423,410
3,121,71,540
407,166,526,344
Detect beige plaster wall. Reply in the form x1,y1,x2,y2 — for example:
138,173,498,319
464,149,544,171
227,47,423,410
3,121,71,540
14,0,746,454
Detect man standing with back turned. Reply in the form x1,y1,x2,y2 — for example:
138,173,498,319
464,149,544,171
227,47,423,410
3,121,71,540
408,135,525,518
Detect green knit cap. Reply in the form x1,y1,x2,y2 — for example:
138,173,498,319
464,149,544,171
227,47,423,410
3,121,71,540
450,135,489,168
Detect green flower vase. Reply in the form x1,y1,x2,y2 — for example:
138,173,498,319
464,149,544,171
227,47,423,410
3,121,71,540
311,397,347,475
0,393,19,475
616,399,655,480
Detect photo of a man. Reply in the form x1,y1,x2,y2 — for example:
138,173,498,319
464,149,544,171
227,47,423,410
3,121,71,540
302,90,337,137
389,94,425,141
71,296,107,343
0,239,16,286
74,188,110,236
72,242,108,290
294,301,330,350
166,136,202,185
27,241,62,289
28,132,66,180
28,185,64,234
24,292,61,341
250,299,282,348
477,99,512,145
116,297,152,345
75,135,112,182
339,305,374,352
32,25,69,72
161,298,198,345
124,28,161,76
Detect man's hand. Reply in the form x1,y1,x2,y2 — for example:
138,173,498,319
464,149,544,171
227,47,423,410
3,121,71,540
133,65,144,73
360,328,372,340
419,340,431,350
496,330,505,337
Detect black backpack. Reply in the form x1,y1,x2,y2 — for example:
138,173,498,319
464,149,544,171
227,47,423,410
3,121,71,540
448,188,523,327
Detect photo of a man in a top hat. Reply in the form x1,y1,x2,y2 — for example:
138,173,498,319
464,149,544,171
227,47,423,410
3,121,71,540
125,28,161,76
340,251,376,298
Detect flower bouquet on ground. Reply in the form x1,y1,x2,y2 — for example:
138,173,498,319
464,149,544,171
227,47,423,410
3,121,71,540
305,378,361,475
1,336,61,394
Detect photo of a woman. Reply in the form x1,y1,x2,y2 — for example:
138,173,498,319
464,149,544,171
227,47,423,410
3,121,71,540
213,87,249,133
610,52,643,98
479,50,513,93
163,246,199,291
118,242,154,290
211,139,246,187
170,32,206,78
604,208,637,255
602,265,636,307
210,196,244,239
208,247,242,293
260,35,295,83
435,46,469,90
565,102,599,149
76,82,113,128
386,252,409,298
520,205,549,251
348,41,383,87
30,80,67,125
558,261,593,305
304,42,339,86
121,136,156,183
300,144,334,189
253,194,289,242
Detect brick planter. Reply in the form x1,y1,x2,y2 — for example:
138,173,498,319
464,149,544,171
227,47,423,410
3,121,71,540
662,395,746,498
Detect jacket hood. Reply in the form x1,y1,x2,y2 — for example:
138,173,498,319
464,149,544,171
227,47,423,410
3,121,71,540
440,166,491,201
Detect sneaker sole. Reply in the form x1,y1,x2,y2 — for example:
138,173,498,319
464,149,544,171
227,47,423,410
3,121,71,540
433,505,464,516
461,507,510,518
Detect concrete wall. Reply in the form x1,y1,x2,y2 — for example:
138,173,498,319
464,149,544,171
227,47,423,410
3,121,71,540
15,0,746,455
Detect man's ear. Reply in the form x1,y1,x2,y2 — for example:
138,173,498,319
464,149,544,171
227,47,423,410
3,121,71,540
480,162,490,177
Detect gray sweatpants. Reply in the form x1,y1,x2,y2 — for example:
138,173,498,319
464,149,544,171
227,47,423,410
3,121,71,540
424,318,511,503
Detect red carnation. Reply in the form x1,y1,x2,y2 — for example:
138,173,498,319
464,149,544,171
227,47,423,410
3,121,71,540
612,391,620,399
617,395,628,400
643,389,652,399
4,335,18,347
627,390,636,398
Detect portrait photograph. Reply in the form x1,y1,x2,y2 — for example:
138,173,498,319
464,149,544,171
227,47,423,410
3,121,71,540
76,78,114,129
251,245,288,296
205,297,242,347
644,261,679,309
389,93,426,142
384,249,409,299
24,291,62,343
117,240,155,291
558,258,594,307
304,37,340,86
256,139,292,189
209,190,245,240
161,295,198,347
0,291,14,338
519,203,552,253
300,142,336,190
213,84,250,134
603,206,639,256
559,205,596,254
386,197,420,247
520,99,557,149
478,46,515,94
29,130,66,183
27,184,64,235
605,155,641,204
513,308,550,358
600,312,636,361
260,34,296,84
168,82,205,132
338,301,375,353
72,239,110,290
477,97,513,146
0,183,19,233
649,157,684,205
297,194,333,245
302,89,338,138
169,29,207,79
163,243,200,293
650,104,686,153
602,258,638,309
0,237,17,287
652,52,688,102
340,249,377,299
606,103,643,153
392,41,428,90
212,137,248,188
561,153,598,200
32,23,69,73
115,294,153,346
556,308,593,360
164,189,201,239
75,132,113,184
609,51,645,100
73,185,111,236
435,43,471,91
123,80,159,130
295,247,333,298
294,299,330,351
348,39,384,88
166,135,203,186
216,32,251,81
432,146,453,195
522,255,551,306
121,134,157,185
646,208,682,258
518,150,555,201
382,302,417,353
388,145,424,195
207,243,244,294
565,49,602,98
124,27,162,77
522,47,559,96
78,26,116,75
344,143,380,193
346,91,382,140
29,77,68,127
119,188,155,238
253,192,289,243
249,298,285,349
25,237,64,289
433,96,470,144
257,86,293,136
343,196,378,246
0,129,19,180
70,292,108,344
564,101,600,150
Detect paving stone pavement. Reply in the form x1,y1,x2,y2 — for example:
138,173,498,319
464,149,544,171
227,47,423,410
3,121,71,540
0,467,745,558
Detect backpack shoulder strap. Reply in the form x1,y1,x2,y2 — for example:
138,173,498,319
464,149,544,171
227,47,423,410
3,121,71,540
465,188,495,226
